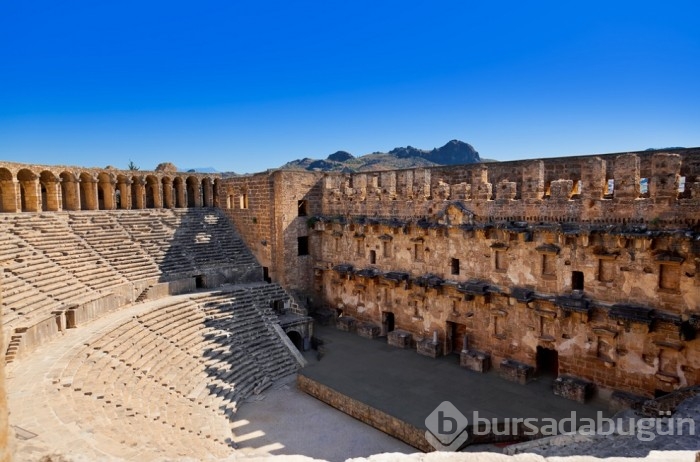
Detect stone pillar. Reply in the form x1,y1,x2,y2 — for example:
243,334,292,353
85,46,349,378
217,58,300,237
60,177,81,211
580,157,606,200
472,166,492,200
98,180,116,210
203,180,214,207
0,181,18,213
397,170,414,199
650,153,682,202
380,171,396,198
176,181,186,208
521,160,544,201
413,169,431,199
42,179,61,211
162,179,173,208
613,154,640,200
352,174,367,200
132,178,146,209
80,176,99,210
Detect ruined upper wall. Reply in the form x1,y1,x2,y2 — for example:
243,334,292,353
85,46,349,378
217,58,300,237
321,149,700,227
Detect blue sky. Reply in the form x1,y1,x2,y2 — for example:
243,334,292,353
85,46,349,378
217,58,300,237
1,1,698,173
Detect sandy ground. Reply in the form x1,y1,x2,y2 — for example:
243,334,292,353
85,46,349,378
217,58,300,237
233,374,414,462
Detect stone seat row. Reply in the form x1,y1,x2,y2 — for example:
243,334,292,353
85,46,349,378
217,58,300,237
51,288,299,456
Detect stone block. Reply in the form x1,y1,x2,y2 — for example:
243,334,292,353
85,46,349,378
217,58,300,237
357,322,381,339
387,329,412,349
609,390,647,413
553,375,594,403
460,349,491,373
416,338,442,358
312,309,335,327
550,179,573,201
336,316,356,332
499,359,534,385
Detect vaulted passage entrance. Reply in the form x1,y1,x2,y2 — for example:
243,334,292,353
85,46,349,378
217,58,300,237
287,331,303,351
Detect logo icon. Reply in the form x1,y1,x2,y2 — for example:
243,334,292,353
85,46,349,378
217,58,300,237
424,401,469,451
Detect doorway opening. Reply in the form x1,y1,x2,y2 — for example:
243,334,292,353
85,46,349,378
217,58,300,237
446,321,467,355
381,311,395,335
536,346,559,378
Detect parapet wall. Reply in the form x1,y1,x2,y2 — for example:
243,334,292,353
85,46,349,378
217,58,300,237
321,150,700,226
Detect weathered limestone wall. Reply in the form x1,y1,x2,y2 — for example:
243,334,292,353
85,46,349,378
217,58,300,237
305,149,700,398
220,172,276,278
222,170,324,295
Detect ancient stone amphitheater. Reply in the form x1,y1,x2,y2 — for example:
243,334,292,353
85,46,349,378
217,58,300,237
0,152,699,462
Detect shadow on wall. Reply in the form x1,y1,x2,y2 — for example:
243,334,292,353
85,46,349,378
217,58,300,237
157,208,263,287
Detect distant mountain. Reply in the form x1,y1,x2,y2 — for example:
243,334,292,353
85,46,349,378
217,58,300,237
182,167,219,173
279,140,481,172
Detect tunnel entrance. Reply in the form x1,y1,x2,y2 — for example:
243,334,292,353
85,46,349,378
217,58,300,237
287,331,303,351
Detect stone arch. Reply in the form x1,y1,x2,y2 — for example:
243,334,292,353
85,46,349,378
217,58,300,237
161,177,174,208
186,176,200,207
79,172,98,210
131,175,145,209
145,175,161,209
59,172,79,211
17,169,39,212
116,174,131,209
0,168,17,213
39,170,60,211
97,172,115,210
173,177,185,208
286,329,304,351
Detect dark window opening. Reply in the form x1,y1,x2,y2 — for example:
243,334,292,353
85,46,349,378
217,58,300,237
572,271,584,291
195,275,205,289
369,250,376,264
263,266,271,283
451,258,460,275
298,200,308,217
297,236,309,256
272,300,286,314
